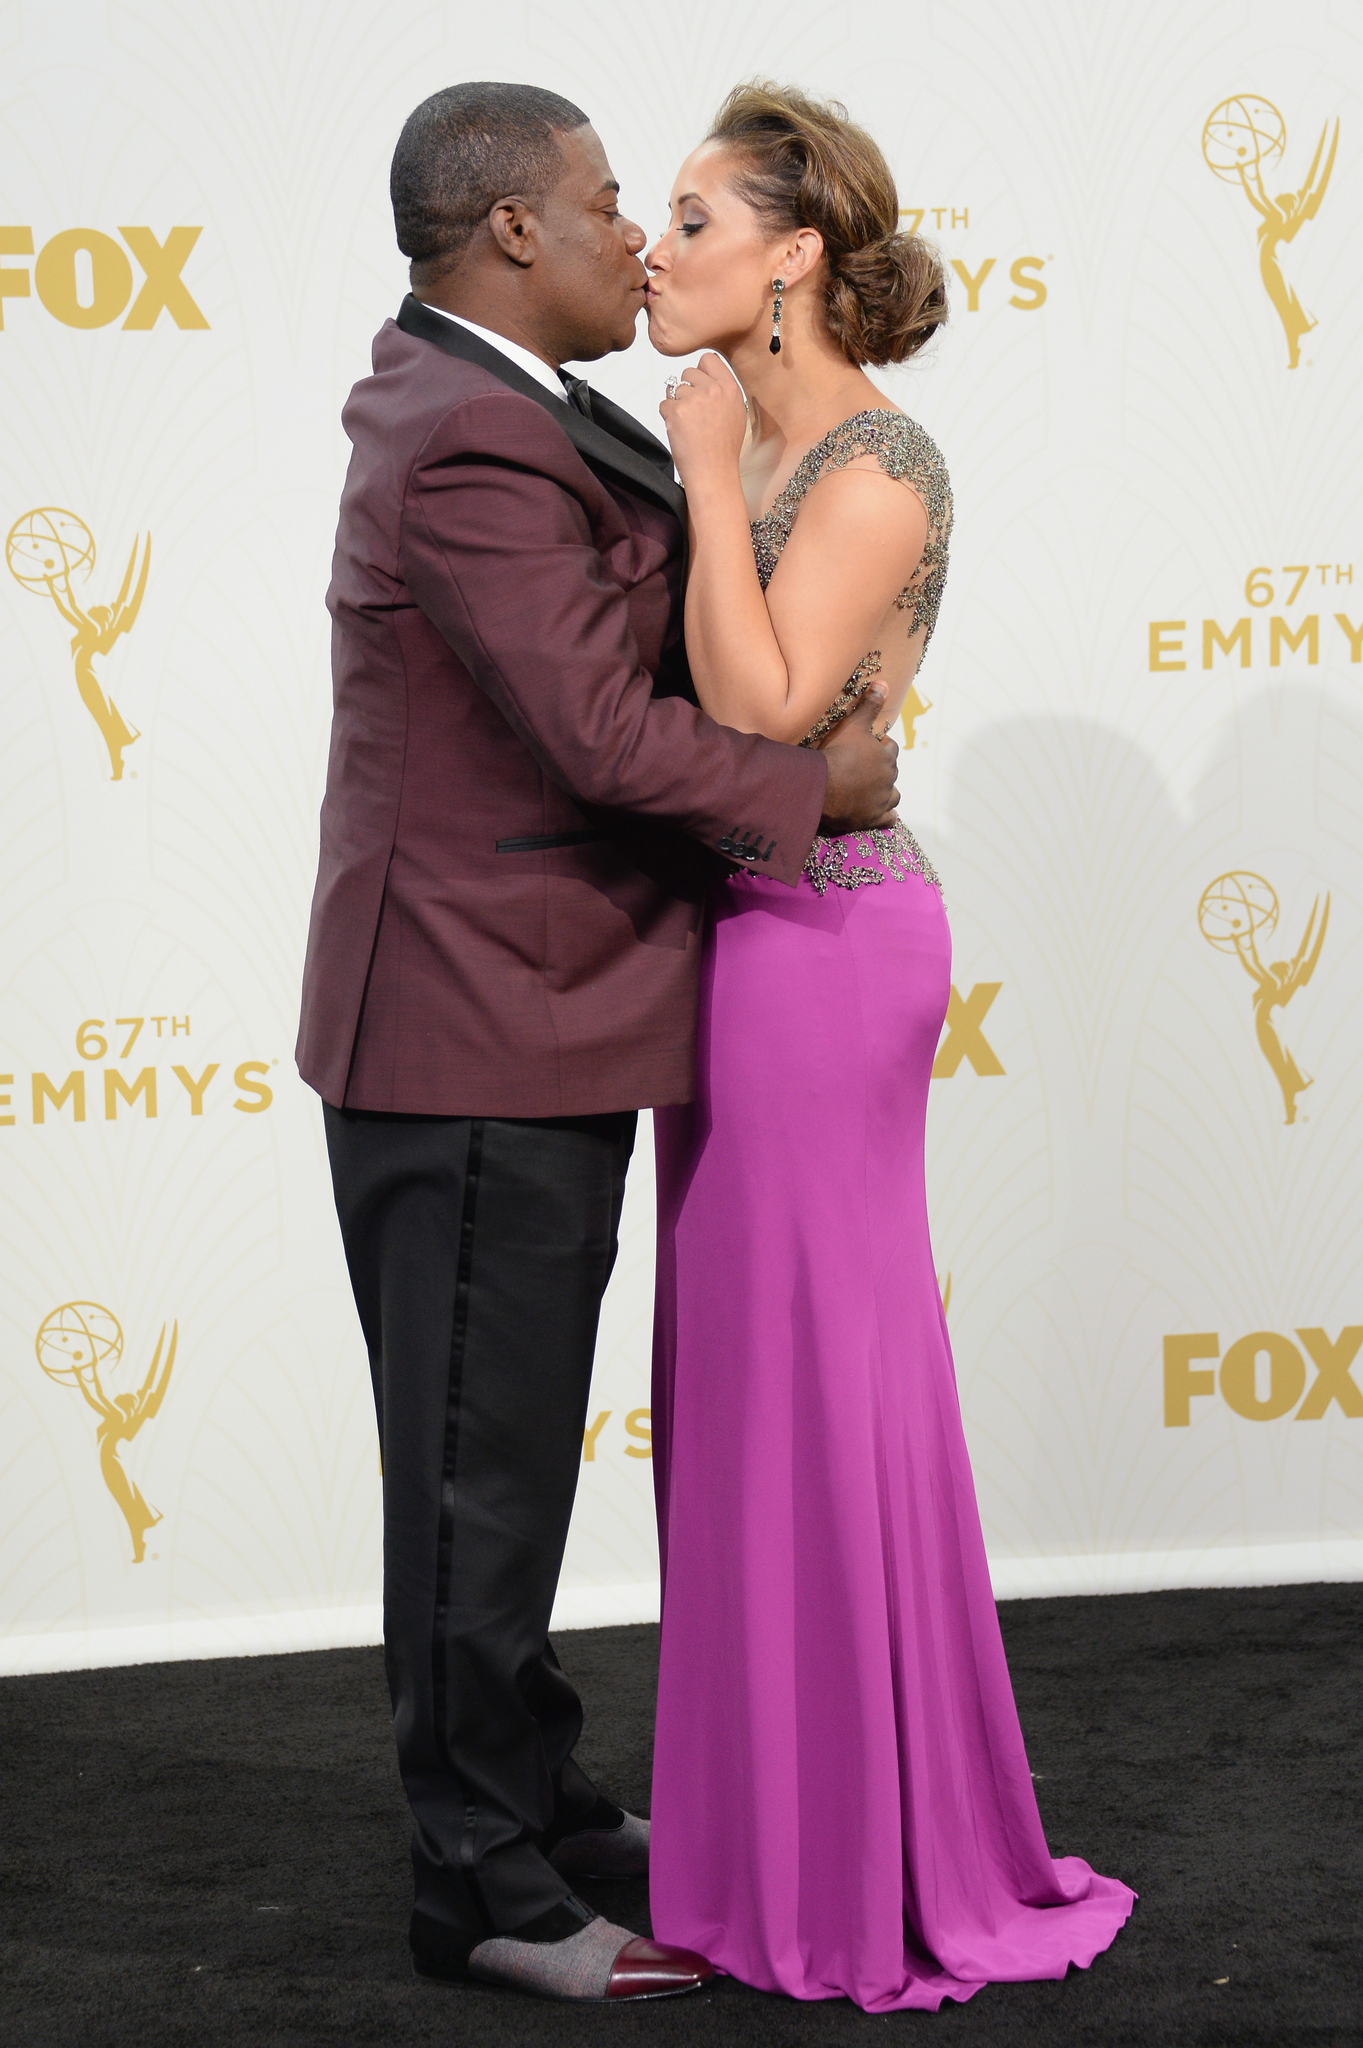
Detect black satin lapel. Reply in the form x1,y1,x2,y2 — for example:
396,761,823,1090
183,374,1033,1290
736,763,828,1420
587,388,675,475
557,408,685,520
395,296,684,520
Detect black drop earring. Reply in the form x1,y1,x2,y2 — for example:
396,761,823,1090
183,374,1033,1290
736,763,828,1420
770,277,785,354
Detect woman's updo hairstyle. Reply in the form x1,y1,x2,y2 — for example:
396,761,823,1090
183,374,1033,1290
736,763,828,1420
707,81,947,368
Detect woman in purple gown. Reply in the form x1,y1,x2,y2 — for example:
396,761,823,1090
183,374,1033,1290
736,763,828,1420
642,84,1134,2012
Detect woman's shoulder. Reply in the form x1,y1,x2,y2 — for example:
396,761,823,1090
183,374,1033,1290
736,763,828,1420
810,408,950,499
763,408,950,532
751,407,951,589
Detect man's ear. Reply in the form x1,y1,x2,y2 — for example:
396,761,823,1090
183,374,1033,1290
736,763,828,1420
487,197,540,268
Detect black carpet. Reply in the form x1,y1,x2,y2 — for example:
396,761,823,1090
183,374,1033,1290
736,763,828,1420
2,1584,1361,2046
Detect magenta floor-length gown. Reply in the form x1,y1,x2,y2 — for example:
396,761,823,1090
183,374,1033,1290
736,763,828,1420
648,412,1134,2012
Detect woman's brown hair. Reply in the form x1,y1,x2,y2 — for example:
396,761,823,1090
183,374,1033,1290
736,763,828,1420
707,82,947,368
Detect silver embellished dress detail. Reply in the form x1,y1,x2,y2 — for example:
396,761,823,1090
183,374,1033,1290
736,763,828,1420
749,408,951,895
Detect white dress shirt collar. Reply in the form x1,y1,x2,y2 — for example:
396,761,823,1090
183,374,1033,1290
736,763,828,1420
419,304,567,401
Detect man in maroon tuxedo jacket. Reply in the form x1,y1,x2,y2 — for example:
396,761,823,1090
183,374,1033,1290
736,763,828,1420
297,84,897,2003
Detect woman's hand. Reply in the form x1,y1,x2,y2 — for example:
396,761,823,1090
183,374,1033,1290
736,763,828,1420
659,352,748,494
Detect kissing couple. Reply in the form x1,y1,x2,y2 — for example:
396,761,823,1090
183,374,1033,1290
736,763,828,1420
297,79,1133,2013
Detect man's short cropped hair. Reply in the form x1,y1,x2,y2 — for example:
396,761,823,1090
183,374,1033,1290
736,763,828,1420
391,81,590,278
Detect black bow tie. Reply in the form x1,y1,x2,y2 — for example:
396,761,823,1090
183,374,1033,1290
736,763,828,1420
558,371,594,420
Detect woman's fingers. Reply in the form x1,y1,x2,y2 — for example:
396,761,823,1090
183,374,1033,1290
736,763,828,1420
663,357,732,404
660,368,698,412
661,358,748,468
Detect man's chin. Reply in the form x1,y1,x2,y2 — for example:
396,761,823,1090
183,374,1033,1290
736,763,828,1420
597,305,647,356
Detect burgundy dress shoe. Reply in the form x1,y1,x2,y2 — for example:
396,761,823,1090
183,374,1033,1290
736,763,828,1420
413,1899,712,2001
606,1935,713,2000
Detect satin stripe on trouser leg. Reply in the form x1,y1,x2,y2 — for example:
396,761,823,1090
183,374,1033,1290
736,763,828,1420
323,1105,636,1946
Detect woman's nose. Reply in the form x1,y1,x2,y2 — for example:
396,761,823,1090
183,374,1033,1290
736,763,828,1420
644,233,668,272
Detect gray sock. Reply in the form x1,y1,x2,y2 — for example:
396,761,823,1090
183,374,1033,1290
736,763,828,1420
467,1915,630,2000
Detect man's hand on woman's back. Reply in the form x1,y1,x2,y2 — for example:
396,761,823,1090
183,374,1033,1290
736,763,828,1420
819,684,900,834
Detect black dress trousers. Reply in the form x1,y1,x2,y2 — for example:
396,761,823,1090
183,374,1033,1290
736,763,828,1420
324,1105,637,1945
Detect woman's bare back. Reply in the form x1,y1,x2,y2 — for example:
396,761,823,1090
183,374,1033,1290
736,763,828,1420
746,408,953,741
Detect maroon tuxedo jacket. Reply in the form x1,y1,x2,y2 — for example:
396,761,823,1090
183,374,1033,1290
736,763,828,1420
296,297,826,1117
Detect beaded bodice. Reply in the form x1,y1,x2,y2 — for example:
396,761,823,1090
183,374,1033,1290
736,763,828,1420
749,408,953,748
747,408,950,897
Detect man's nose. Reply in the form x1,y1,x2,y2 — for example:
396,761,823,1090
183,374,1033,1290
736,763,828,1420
622,217,646,255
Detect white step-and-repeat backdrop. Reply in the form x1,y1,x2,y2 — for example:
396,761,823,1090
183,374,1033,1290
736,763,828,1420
3,0,1361,1674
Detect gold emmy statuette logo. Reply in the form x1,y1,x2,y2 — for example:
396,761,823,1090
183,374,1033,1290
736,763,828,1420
898,681,932,749
1202,96,1339,368
7,508,150,780
36,1302,178,1561
1198,872,1330,1125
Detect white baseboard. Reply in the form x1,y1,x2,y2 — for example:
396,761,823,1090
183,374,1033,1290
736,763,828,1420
0,1603,385,1678
2,1539,1358,1677
550,1580,662,1631
987,1536,1363,1601
0,1582,661,1678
